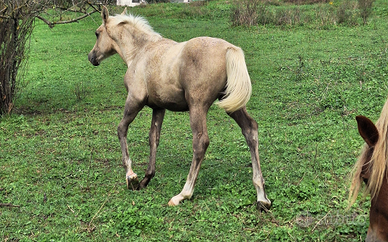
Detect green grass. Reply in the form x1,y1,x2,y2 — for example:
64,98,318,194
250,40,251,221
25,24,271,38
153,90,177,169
2,0,388,240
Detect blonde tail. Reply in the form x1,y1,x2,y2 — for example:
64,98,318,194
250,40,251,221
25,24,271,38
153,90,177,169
217,47,252,113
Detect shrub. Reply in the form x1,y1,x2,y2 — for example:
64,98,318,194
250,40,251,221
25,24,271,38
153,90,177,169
274,7,301,26
257,3,273,25
314,3,336,26
283,0,329,4
358,0,375,25
231,0,261,26
230,0,376,28
336,0,358,25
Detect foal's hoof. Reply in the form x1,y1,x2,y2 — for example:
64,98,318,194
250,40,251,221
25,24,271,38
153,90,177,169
126,174,140,190
256,200,272,212
168,194,183,206
168,200,178,206
139,178,151,190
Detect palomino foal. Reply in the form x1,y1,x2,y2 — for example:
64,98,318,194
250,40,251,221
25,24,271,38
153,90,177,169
88,7,271,210
350,110,388,241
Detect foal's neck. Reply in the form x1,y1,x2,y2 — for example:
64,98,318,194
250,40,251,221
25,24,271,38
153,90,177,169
116,24,161,66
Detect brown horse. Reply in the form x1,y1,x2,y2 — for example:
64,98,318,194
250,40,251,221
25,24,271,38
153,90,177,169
350,101,388,241
88,7,271,209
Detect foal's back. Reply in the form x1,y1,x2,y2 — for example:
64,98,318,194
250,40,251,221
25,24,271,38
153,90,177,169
128,36,235,111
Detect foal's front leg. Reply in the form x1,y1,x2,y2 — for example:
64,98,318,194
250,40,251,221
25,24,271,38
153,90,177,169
117,95,145,190
139,108,165,189
168,107,209,206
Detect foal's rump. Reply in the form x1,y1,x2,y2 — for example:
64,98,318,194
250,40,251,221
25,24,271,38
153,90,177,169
176,37,252,113
140,36,251,112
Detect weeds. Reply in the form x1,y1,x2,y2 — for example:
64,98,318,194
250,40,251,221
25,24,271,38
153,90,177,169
337,0,358,25
74,81,86,101
283,0,329,4
257,3,273,25
275,7,301,26
231,0,260,26
359,0,375,25
231,0,376,27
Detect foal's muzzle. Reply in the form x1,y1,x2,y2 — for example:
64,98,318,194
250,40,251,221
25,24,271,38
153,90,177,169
88,52,100,66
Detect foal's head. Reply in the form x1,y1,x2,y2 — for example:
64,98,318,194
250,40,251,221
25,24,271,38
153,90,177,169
88,6,160,66
351,114,388,242
88,7,118,66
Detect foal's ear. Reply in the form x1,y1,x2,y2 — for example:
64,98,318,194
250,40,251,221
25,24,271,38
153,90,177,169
102,6,109,25
121,7,127,15
356,115,379,147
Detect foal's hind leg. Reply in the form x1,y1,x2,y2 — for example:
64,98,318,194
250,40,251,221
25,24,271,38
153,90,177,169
139,108,165,189
228,107,271,211
168,107,209,206
117,96,145,190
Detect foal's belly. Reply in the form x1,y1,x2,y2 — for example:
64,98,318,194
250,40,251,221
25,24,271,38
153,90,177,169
147,100,189,112
146,87,189,112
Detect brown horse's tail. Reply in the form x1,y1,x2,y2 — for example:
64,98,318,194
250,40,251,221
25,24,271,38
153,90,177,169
217,47,252,113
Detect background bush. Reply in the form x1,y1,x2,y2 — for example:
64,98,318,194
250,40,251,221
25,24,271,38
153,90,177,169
231,0,375,27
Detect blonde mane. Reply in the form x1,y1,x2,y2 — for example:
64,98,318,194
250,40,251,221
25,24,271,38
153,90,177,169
109,14,162,42
349,99,388,207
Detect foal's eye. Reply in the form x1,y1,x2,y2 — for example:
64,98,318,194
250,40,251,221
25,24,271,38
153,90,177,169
95,32,99,39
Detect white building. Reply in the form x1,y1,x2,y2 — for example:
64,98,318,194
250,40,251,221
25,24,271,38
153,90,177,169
116,0,145,7
116,0,189,6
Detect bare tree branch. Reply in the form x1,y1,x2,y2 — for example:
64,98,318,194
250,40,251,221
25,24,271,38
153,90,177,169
0,6,7,14
37,9,97,28
87,2,102,13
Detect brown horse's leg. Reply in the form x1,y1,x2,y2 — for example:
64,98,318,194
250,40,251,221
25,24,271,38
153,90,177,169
228,107,271,211
168,107,209,206
117,96,145,190
139,108,165,189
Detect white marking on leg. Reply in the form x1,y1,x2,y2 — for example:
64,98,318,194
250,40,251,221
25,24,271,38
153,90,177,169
252,161,271,205
168,179,195,206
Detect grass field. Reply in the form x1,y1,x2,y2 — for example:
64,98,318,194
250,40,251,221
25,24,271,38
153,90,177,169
2,0,388,240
